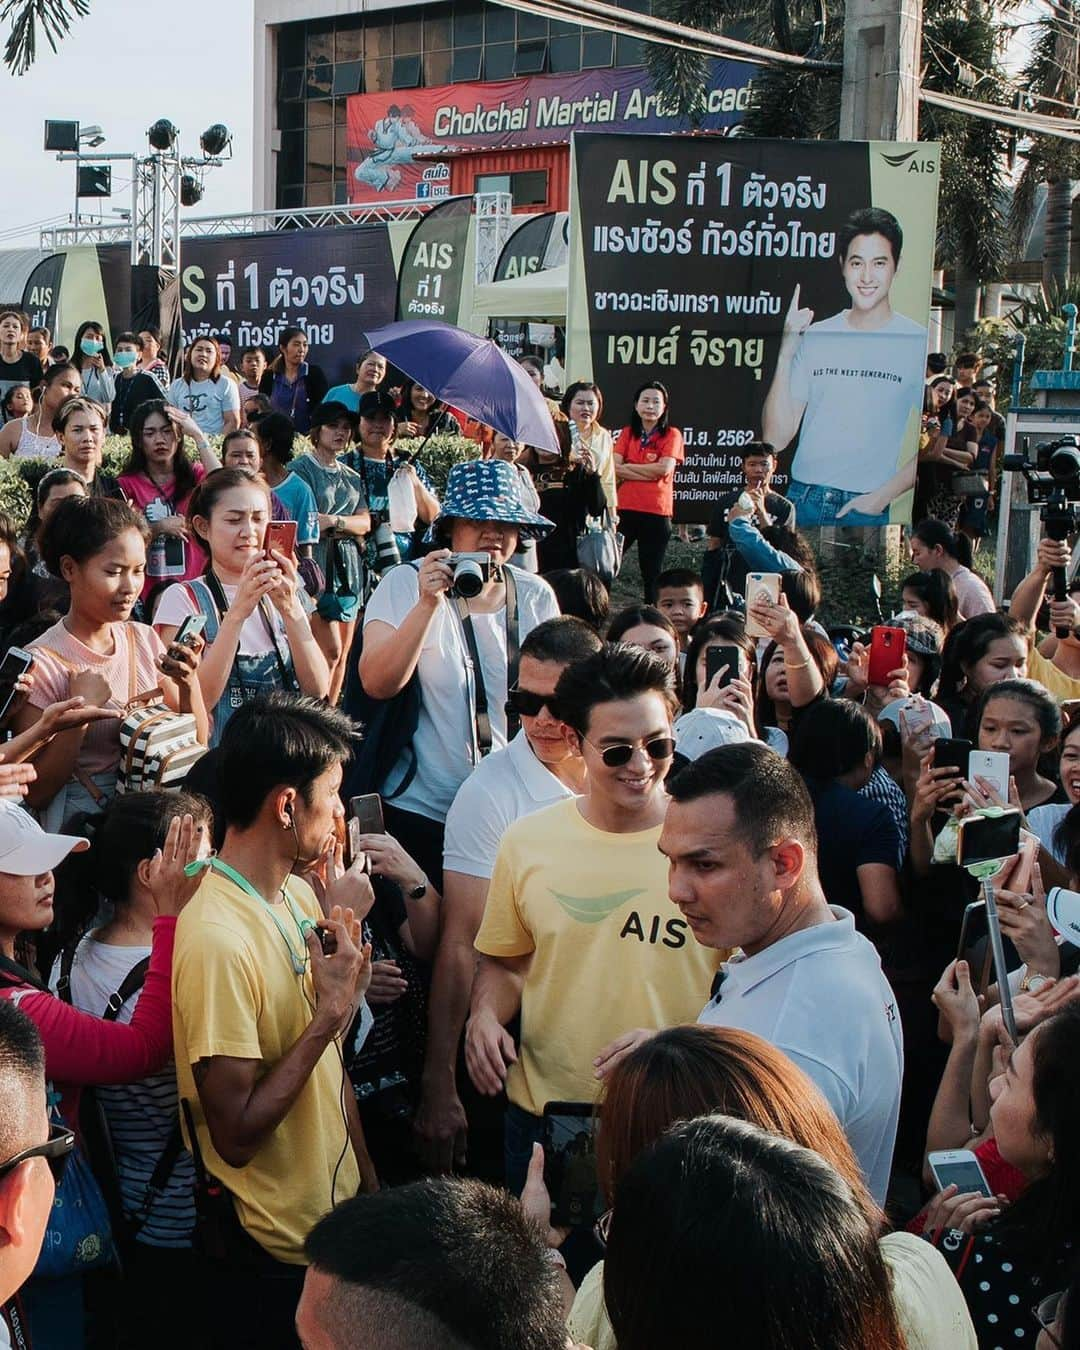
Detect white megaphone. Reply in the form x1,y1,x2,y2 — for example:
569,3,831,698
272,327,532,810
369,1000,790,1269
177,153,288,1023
1046,887,1080,946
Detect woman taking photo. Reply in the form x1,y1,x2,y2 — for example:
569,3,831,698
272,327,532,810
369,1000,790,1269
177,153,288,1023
289,401,370,703
532,382,613,573
154,469,329,747
0,362,81,460
0,806,203,1350
324,347,387,413
71,320,115,413
259,326,328,433
360,459,559,880
167,335,240,438
11,496,208,822
118,399,221,598
396,379,462,440
249,411,320,552
613,381,684,600
680,614,759,732
562,380,616,516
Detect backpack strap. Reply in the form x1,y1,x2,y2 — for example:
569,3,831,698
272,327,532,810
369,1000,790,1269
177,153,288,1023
101,956,150,1022
55,944,77,1005
124,1118,185,1239
504,568,520,740
451,566,521,760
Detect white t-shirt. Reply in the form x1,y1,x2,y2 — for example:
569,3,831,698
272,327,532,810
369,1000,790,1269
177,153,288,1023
443,730,577,880
48,933,195,1248
788,309,928,493
698,906,903,1206
167,375,240,436
363,563,560,821
1028,802,1070,867
154,579,287,657
948,565,995,619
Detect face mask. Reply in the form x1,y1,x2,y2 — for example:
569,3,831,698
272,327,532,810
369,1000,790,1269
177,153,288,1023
114,350,138,369
80,339,104,356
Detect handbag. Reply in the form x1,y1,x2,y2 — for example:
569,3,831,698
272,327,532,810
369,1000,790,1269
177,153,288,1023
577,510,624,587
952,472,989,497
36,1103,117,1279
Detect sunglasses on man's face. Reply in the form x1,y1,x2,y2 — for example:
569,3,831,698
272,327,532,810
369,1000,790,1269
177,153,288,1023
505,686,556,719
584,736,676,768
0,1122,74,1187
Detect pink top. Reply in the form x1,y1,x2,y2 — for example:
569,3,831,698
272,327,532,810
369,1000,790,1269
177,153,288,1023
0,916,177,1126
28,619,167,776
118,465,208,597
949,565,995,620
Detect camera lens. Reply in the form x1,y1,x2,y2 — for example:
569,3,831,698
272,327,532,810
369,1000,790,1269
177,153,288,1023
452,558,485,599
1049,444,1080,482
372,521,401,572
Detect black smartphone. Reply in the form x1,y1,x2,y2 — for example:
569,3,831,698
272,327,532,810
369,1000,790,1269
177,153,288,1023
349,794,385,835
0,647,32,723
162,535,186,571
957,810,1022,869
933,736,972,779
985,886,1020,1044
704,644,741,691
542,1101,601,1228
956,899,993,995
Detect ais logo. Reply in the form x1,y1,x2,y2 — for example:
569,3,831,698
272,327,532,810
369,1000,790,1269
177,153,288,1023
880,148,936,174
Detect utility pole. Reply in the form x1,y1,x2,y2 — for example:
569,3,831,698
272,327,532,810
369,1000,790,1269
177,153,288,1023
839,0,922,142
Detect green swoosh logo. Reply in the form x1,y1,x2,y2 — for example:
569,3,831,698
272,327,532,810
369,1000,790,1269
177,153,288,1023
549,888,646,924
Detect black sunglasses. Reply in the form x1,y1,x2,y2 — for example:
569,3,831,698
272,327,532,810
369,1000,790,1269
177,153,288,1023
0,1122,74,1187
584,735,676,768
506,686,555,719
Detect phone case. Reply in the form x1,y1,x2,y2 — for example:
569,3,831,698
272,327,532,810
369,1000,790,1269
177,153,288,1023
266,521,298,559
868,626,907,687
744,574,781,639
968,751,1010,803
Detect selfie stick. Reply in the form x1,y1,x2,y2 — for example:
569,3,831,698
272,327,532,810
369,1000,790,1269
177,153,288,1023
979,873,1019,1045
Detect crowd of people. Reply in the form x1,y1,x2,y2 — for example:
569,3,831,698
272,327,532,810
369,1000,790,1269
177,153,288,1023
0,318,1076,1350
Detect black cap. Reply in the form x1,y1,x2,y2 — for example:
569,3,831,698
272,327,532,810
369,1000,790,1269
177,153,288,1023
357,391,399,421
310,399,357,431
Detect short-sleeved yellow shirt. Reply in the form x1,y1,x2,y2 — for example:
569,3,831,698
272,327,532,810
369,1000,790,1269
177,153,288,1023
172,869,358,1265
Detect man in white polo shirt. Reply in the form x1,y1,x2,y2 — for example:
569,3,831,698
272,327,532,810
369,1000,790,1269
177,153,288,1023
413,617,602,1174
600,742,903,1205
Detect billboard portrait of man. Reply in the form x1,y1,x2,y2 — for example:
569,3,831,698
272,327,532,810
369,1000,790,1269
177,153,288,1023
761,206,928,527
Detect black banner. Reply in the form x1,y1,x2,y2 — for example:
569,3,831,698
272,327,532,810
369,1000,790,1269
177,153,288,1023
395,196,473,326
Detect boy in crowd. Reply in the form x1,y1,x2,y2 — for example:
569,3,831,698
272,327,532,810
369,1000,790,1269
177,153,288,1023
466,644,721,1192
655,568,708,657
239,346,268,404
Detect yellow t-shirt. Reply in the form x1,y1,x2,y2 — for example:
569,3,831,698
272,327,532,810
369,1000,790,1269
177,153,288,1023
172,868,359,1265
1028,646,1080,703
475,798,723,1115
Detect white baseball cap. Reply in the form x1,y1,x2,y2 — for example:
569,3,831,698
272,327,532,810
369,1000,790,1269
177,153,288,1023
0,802,88,876
674,709,752,762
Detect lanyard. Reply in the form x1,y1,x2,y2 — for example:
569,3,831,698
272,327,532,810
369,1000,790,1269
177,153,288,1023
185,855,310,975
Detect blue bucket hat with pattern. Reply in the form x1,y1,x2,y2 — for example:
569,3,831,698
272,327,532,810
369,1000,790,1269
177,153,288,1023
430,458,555,541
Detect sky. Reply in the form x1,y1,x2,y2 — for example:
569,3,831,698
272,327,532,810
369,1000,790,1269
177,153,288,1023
0,0,255,251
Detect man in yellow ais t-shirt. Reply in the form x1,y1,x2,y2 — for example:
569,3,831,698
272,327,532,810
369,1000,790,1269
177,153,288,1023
467,644,723,1192
172,695,376,1350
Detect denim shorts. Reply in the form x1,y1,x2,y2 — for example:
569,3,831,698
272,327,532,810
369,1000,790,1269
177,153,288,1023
787,479,891,528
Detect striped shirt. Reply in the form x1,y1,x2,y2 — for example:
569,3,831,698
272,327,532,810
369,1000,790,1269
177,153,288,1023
49,933,195,1248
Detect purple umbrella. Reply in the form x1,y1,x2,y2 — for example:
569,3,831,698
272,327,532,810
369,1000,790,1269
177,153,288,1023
361,319,559,454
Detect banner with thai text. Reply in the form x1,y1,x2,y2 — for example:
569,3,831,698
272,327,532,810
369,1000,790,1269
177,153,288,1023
566,134,940,524
346,62,757,205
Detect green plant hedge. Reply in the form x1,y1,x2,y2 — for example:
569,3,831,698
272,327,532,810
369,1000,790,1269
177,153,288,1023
0,431,481,533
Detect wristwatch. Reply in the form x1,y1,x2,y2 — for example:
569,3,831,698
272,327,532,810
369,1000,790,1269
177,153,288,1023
407,878,428,900
1020,972,1052,994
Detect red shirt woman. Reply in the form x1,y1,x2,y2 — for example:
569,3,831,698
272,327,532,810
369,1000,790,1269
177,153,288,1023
614,380,685,599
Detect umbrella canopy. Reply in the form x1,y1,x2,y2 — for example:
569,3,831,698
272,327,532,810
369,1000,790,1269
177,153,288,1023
362,319,559,453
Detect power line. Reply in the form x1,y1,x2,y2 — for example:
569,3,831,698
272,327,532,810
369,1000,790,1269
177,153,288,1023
923,31,1080,115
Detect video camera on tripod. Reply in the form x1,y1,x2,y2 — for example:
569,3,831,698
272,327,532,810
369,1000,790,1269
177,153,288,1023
1002,435,1080,637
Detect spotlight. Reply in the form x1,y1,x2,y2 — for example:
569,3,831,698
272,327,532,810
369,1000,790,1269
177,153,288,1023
80,124,105,148
199,123,231,157
147,118,178,151
180,173,204,207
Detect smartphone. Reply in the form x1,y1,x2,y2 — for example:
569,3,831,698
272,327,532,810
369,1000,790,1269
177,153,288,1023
173,613,207,649
933,736,973,780
968,750,1010,803
347,817,363,870
956,899,993,995
350,794,385,835
265,519,298,561
957,810,1022,869
927,1149,993,1197
0,647,32,723
744,573,781,639
868,625,907,686
705,644,741,691
1013,830,1039,895
162,534,186,571
984,885,1020,1044
542,1101,601,1228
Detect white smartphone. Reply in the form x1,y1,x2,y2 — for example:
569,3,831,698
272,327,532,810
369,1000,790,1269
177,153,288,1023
744,572,782,639
968,750,1010,803
927,1149,993,1197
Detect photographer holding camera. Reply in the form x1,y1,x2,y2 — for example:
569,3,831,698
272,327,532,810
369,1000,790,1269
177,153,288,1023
360,460,559,881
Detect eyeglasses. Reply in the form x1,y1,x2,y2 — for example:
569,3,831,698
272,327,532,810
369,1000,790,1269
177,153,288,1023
583,735,675,768
0,1122,74,1187
505,686,555,719
1034,1292,1064,1346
